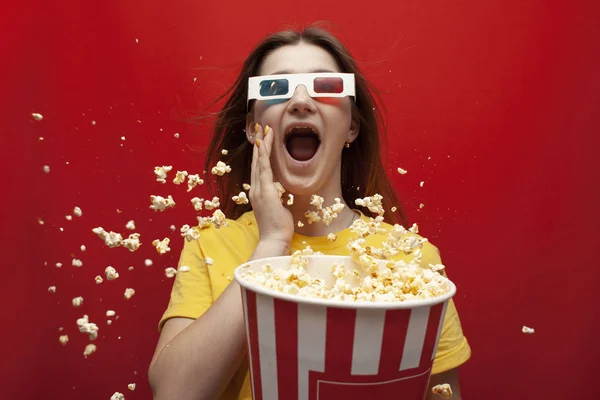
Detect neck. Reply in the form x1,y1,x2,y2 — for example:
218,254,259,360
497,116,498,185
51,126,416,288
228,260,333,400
286,193,357,237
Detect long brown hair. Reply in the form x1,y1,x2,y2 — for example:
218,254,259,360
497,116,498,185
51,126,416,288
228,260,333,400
197,24,408,227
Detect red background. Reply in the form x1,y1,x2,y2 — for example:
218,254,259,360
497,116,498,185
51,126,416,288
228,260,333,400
3,0,599,399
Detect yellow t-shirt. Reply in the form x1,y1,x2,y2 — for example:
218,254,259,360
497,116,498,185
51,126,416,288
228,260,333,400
159,210,471,400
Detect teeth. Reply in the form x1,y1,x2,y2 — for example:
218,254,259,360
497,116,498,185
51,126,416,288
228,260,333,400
288,126,318,136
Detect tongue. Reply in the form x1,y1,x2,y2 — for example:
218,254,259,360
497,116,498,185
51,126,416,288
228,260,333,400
286,136,319,161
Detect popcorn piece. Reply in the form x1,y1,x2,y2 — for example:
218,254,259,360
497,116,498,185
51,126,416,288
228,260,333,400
128,383,136,391
154,165,173,184
95,275,103,284
128,266,134,271
211,161,231,176
327,233,337,242
110,392,124,400
274,182,285,199
221,149,228,155
125,220,136,230
297,221,304,228
419,203,425,209
431,383,453,398
56,262,62,268
80,245,86,252
59,335,68,346
173,170,188,185
174,133,180,138
144,259,153,267
165,267,177,278
190,197,204,211
205,257,214,266
65,215,72,221
397,167,408,175
181,224,201,242
242,183,251,190
150,195,176,211
107,320,113,326
391,206,397,212
31,112,43,121
204,196,220,210
420,181,424,187
77,315,99,340
170,225,176,232
429,263,445,272
233,192,249,205
121,233,141,252
43,165,50,173
305,211,321,224
179,265,190,272
522,326,535,334
106,310,116,317
73,207,82,217
38,218,44,225
105,266,119,280
310,195,324,210
287,194,294,206
48,286,57,293
211,210,227,229
355,194,385,216
72,296,84,307
92,227,123,248
152,238,171,254
187,174,204,192
72,259,83,267
124,288,135,300
84,344,97,358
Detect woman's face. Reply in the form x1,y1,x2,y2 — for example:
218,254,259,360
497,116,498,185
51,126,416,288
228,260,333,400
249,42,359,197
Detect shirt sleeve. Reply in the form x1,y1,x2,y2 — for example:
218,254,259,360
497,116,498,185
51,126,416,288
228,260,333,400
158,238,214,332
422,241,472,374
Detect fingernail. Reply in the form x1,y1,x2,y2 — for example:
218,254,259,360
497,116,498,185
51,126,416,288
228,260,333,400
254,122,260,134
256,138,261,148
264,125,270,137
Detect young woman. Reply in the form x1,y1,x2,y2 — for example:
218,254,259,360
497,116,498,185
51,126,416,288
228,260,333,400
148,26,471,400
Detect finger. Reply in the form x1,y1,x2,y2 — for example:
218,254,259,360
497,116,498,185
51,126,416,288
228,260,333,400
250,123,262,199
257,127,275,191
264,124,274,159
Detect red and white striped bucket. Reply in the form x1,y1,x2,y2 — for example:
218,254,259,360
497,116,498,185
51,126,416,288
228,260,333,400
234,255,456,400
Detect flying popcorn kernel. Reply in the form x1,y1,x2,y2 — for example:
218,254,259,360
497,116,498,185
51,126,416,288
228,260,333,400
190,197,204,211
121,233,142,250
125,220,136,230
59,335,69,346
43,165,50,173
72,259,83,267
187,174,204,192
180,224,201,242
128,383,136,391
211,161,231,176
397,167,408,175
179,265,190,272
221,149,228,155
150,195,176,211
56,262,62,268
105,266,119,280
287,194,294,206
522,326,535,334
124,288,135,300
106,310,116,317
431,383,452,398
38,218,44,225
110,392,125,400
233,192,249,205
419,203,425,209
72,296,84,307
31,112,44,121
174,133,180,138
84,344,97,358
274,182,285,199
65,215,73,221
205,257,214,266
173,170,188,185
310,195,324,210
77,315,99,340
80,245,86,252
420,181,424,187
154,165,173,184
327,233,337,242
165,267,177,278
429,263,445,272
73,206,83,217
297,221,304,228
92,227,123,248
128,266,134,271
305,211,321,224
48,286,57,293
152,238,171,254
242,183,251,190
391,206,397,212
204,196,220,210
355,194,385,216
144,259,153,267
107,320,113,326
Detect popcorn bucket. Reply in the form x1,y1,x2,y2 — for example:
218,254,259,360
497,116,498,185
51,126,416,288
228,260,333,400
234,255,456,400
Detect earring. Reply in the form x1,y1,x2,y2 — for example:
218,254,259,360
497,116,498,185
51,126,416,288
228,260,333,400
249,134,254,140
345,141,350,148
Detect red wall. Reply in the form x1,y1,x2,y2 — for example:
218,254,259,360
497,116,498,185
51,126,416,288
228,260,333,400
4,0,599,399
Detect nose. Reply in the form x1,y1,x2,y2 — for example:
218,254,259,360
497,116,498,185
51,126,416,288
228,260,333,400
286,84,316,114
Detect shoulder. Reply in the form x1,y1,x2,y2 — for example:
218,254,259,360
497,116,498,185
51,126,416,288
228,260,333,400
190,210,259,249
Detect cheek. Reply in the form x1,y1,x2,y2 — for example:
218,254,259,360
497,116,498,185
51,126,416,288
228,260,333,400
316,97,343,106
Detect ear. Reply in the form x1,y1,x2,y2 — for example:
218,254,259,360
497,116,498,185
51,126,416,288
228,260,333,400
245,112,256,144
347,112,360,144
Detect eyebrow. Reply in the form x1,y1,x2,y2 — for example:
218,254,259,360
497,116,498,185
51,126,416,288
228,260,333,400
269,68,336,75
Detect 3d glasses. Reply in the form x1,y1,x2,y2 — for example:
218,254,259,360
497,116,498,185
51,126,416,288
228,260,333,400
247,73,355,109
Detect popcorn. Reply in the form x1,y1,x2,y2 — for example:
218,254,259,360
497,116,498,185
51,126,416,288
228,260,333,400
522,326,535,334
221,149,228,155
59,335,69,346
204,196,220,210
429,263,445,272
80,245,86,252
391,206,397,212
310,195,324,210
210,209,227,229
72,259,83,267
31,112,43,121
154,165,173,184
43,165,50,173
125,220,136,230
165,267,177,278
355,194,384,216
173,170,188,185
144,259,153,267
420,181,424,187
110,392,124,400
128,383,136,391
150,195,176,211
106,310,116,317
66,215,73,221
38,218,44,225
152,238,171,254
327,233,337,242
305,211,321,224
84,344,97,358
72,296,84,307
397,167,408,175
181,224,201,242
77,315,99,340
431,383,453,398
48,286,57,293
242,183,251,190
287,194,294,206
297,221,304,228
107,320,113,326
95,275,103,284
211,161,232,176
122,233,141,252
92,227,123,248
56,262,62,268
187,174,204,192
174,133,180,139
179,265,190,272
190,197,204,211
274,182,285,199
419,203,425,209
205,257,214,266
105,266,119,280
124,288,135,300
170,224,176,232
233,192,249,205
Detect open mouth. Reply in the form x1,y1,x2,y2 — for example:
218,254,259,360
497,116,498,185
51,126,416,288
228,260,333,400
284,126,321,162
